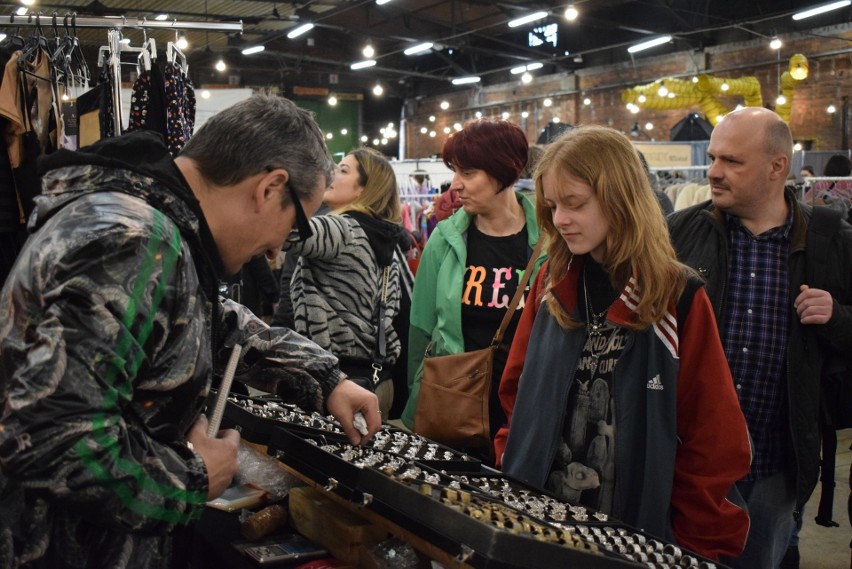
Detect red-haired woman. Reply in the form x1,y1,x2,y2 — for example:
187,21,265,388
401,119,546,462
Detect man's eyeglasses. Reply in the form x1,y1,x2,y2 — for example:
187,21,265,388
287,184,314,242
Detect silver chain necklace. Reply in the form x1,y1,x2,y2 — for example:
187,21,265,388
583,266,609,379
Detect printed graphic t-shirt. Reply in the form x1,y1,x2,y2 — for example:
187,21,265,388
546,257,624,515
461,220,530,439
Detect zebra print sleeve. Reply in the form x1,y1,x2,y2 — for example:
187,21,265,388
285,215,352,260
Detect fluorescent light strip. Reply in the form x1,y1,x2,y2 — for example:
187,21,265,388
510,62,543,75
404,42,433,55
242,45,265,55
792,0,851,20
508,11,548,28
155,14,169,21
351,59,377,70
627,35,672,53
376,0,392,4
287,23,315,39
452,76,481,85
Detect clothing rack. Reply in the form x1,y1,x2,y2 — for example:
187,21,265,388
0,13,242,136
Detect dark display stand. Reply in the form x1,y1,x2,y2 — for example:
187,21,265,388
218,395,725,569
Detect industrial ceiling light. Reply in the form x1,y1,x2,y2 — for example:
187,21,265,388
376,0,392,4
564,4,579,21
328,95,338,106
155,13,169,21
404,42,433,55
792,0,851,20
440,101,450,109
287,23,315,39
789,53,809,80
215,58,226,71
511,62,543,75
363,44,375,58
827,104,837,113
508,11,548,28
770,36,783,49
372,83,384,96
627,35,672,54
451,76,481,85
242,45,265,55
521,72,533,84
350,59,377,70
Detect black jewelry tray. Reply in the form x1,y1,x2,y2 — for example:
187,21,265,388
268,427,724,569
218,392,481,472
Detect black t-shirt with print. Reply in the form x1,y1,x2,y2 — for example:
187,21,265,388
546,256,624,515
461,220,531,441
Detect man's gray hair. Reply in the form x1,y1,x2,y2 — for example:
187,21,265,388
180,94,334,202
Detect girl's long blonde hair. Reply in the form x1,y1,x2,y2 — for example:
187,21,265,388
535,125,689,330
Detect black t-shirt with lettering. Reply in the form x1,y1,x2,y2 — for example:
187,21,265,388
461,220,531,441
546,256,624,515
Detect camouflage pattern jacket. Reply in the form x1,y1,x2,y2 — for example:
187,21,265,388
0,132,342,568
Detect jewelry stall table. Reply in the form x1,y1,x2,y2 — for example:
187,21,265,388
222,394,724,569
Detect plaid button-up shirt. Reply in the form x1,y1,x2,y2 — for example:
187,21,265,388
723,203,793,479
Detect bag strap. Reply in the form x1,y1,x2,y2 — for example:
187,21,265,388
370,265,392,385
806,206,844,523
806,205,842,289
491,239,544,347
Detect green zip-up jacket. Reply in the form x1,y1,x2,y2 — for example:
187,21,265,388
401,192,546,429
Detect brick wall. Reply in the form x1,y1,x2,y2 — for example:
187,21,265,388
404,24,852,158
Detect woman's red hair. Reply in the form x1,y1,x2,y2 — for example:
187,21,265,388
441,118,528,191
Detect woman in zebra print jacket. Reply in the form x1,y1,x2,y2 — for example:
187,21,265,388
286,148,409,416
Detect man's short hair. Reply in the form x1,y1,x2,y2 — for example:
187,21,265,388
180,95,334,203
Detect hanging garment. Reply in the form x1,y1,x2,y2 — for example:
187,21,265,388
125,64,167,136
77,69,116,146
163,62,195,156
0,50,54,169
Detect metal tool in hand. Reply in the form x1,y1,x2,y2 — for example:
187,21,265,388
208,344,242,436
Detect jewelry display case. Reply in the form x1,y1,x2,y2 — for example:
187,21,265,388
222,394,723,569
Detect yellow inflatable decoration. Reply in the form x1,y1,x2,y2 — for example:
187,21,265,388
620,54,808,126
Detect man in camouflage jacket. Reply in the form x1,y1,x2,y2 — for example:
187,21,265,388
0,95,381,568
